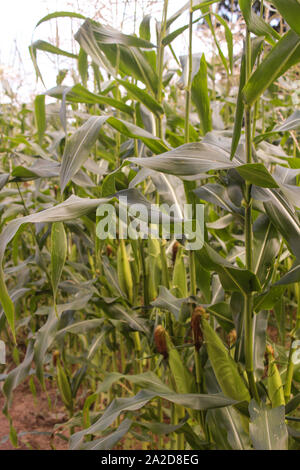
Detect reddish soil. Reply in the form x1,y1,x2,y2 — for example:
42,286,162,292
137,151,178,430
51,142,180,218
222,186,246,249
0,379,69,450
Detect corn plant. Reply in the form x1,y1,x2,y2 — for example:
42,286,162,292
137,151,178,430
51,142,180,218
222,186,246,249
0,0,300,450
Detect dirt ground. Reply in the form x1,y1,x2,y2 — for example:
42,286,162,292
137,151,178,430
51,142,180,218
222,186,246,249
0,379,69,450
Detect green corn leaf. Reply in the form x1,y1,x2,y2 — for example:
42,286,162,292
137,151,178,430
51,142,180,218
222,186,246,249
139,15,151,41
194,183,242,214
239,0,280,42
80,19,155,48
0,195,110,337
252,186,300,260
151,286,185,321
252,215,280,284
271,0,300,36
168,347,196,394
267,350,285,408
2,340,34,415
275,262,300,286
31,40,78,59
230,37,264,158
163,14,207,46
236,163,279,188
249,401,288,450
78,48,88,87
34,95,46,145
70,388,237,449
117,240,133,303
128,142,236,178
242,30,300,106
274,110,300,132
214,14,233,74
191,54,212,135
56,359,73,411
116,79,164,117
198,243,261,295
81,419,132,450
35,11,86,28
46,84,134,116
60,116,107,192
107,116,169,154
201,318,251,403
75,19,158,94
172,246,188,298
34,296,92,384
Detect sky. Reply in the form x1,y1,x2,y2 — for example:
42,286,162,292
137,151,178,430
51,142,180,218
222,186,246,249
0,0,73,99
0,0,217,102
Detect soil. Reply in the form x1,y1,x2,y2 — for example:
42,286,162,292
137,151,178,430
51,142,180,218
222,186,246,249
0,379,69,450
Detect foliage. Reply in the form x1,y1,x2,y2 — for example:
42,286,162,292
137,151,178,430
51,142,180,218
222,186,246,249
0,0,300,450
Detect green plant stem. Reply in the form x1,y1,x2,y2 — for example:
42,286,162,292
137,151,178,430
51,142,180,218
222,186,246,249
184,1,197,299
176,405,185,450
140,239,149,306
154,0,170,293
252,0,264,138
115,45,121,167
157,398,163,449
185,5,193,143
133,331,142,375
160,240,170,289
156,0,169,138
284,282,300,403
244,28,260,404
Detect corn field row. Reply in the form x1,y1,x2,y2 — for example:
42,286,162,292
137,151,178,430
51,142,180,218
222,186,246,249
0,0,300,451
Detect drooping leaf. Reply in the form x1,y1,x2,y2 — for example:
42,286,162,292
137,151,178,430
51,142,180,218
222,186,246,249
34,296,92,384
35,11,86,28
151,286,185,321
78,19,155,48
198,243,261,295
31,40,78,60
274,110,300,132
80,419,132,450
252,186,300,260
70,388,237,449
128,142,236,179
75,19,158,94
60,116,107,192
46,84,134,115
2,341,34,414
275,262,300,286
194,183,242,214
0,195,110,336
243,30,300,106
107,116,169,154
